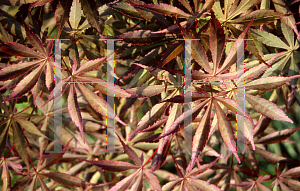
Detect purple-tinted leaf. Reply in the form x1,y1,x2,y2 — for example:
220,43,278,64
281,166,300,177
188,178,222,191
210,15,225,74
283,179,300,190
118,30,167,45
255,147,289,163
152,19,194,34
229,10,285,25
186,33,213,74
110,170,140,191
73,57,107,75
187,100,213,172
129,102,169,140
245,93,293,123
38,153,64,172
12,120,30,171
115,133,142,166
68,84,84,142
0,42,43,58
37,176,50,191
144,169,162,191
213,99,240,163
4,63,45,102
79,0,101,35
133,3,191,18
77,84,127,126
161,179,183,191
82,159,139,172
273,0,300,38
0,119,10,157
131,170,143,191
178,0,192,13
14,118,47,139
255,126,300,145
41,172,95,188
110,3,144,19
23,22,46,56
55,0,73,37
217,18,254,75
245,75,300,91
0,60,40,81
163,91,211,103
214,97,252,122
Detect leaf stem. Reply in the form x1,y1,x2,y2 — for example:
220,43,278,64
169,150,184,178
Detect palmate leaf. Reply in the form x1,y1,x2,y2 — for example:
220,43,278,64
83,132,162,191
0,60,41,81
